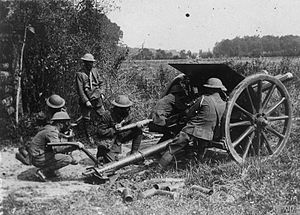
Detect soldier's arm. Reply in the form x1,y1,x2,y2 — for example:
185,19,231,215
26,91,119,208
75,72,89,104
97,112,117,138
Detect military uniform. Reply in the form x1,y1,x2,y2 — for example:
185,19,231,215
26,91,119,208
75,67,104,119
95,109,143,162
29,125,75,174
149,85,188,141
159,93,226,167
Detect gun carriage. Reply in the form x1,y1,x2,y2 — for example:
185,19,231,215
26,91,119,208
79,64,295,181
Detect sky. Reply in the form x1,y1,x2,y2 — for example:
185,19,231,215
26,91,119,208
107,0,300,52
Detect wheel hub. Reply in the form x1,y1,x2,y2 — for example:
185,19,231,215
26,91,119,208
255,114,269,128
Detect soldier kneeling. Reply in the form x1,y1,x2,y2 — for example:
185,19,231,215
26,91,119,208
95,95,143,163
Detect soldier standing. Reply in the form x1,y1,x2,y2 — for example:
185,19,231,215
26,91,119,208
158,78,227,169
75,53,105,144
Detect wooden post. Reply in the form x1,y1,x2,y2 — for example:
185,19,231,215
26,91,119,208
15,27,27,125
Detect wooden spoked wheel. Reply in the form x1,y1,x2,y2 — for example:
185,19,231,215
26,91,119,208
224,74,292,164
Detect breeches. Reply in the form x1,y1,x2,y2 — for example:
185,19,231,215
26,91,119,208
97,127,143,156
32,152,73,172
79,98,104,120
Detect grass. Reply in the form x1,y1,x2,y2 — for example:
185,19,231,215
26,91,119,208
2,122,299,214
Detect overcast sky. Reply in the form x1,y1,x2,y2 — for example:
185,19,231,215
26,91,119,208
107,0,300,52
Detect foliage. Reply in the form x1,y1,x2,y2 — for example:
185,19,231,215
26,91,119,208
0,0,126,140
213,35,300,57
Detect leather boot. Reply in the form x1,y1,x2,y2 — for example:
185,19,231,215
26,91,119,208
83,119,95,145
130,133,142,154
158,151,174,169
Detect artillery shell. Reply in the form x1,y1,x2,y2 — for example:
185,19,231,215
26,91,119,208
146,177,185,184
153,182,171,190
191,185,213,195
166,182,185,191
122,188,133,202
138,188,157,199
156,190,179,200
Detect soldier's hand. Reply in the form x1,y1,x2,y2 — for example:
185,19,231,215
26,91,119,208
77,142,84,149
86,101,92,107
115,123,122,130
136,121,144,129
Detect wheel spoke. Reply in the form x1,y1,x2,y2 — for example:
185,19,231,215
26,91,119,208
267,115,289,121
262,84,276,111
246,87,256,114
257,80,263,113
261,131,274,155
230,121,252,128
242,132,255,160
233,126,255,148
265,97,286,116
265,125,284,139
234,103,255,120
255,130,261,156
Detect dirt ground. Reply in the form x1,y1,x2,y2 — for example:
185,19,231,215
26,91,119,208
0,147,104,203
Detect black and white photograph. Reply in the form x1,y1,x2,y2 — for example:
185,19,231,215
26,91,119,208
0,0,299,214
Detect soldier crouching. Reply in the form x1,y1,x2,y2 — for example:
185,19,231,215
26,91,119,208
29,111,84,182
95,95,143,163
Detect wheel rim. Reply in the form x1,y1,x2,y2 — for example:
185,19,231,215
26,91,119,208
224,74,292,164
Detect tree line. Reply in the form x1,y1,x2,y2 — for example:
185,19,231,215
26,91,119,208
131,48,197,60
130,35,300,59
213,35,300,58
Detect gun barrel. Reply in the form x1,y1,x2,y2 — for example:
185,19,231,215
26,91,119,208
90,138,174,175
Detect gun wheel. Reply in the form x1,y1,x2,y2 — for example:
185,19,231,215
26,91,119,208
224,74,292,164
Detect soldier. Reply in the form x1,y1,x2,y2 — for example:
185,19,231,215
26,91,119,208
158,78,227,169
29,111,84,182
95,95,143,163
149,84,189,142
36,94,66,126
75,53,105,144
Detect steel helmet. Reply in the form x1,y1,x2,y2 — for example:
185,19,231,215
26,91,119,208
81,53,96,62
51,111,70,121
203,78,227,91
46,94,65,109
111,95,133,108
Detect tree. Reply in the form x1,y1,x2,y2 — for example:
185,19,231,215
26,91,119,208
179,50,187,59
0,0,126,123
133,48,154,60
155,49,167,59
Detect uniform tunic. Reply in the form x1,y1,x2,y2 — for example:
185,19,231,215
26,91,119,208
29,125,74,172
75,68,104,119
96,109,142,156
159,93,226,167
183,94,226,141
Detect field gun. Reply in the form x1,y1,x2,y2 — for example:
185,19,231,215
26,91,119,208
82,63,294,182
